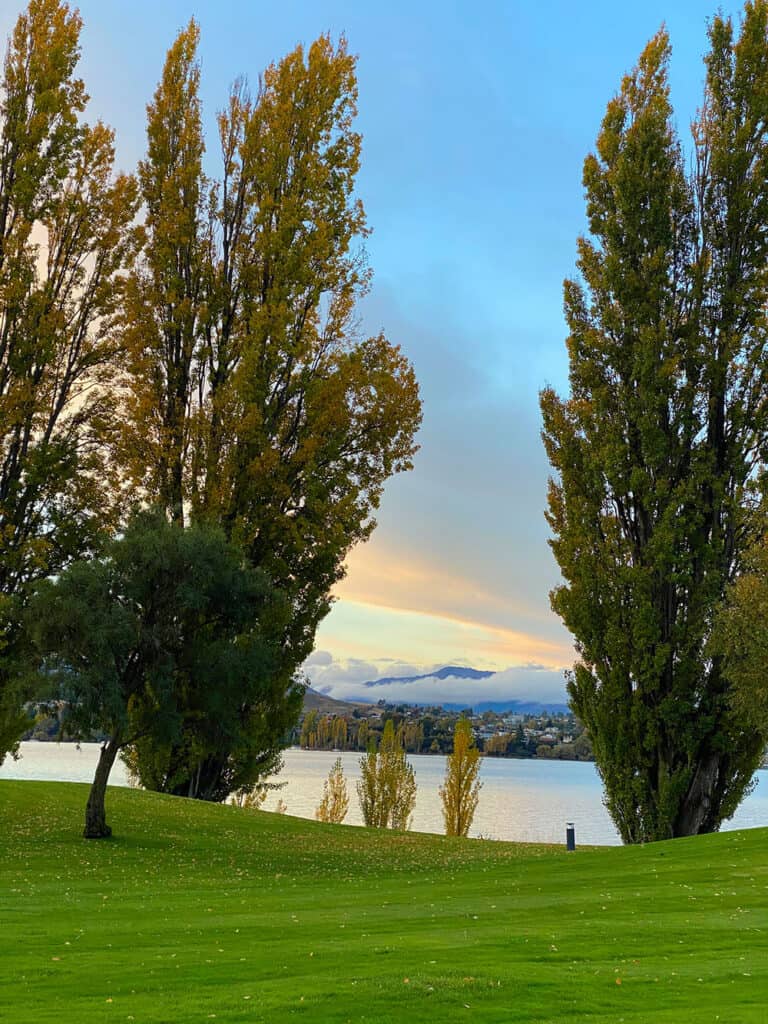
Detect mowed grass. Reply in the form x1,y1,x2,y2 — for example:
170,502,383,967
1,782,767,1023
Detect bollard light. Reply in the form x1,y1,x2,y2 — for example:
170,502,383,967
566,821,576,851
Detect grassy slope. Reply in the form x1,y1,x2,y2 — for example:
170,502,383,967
1,782,767,1023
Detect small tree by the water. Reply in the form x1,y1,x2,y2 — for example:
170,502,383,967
357,721,416,829
315,758,349,823
236,786,268,811
439,718,482,837
231,778,286,811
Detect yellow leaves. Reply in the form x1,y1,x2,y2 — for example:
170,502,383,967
315,757,349,824
357,721,416,830
0,3,139,598
440,719,482,838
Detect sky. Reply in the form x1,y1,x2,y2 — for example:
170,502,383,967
0,0,749,704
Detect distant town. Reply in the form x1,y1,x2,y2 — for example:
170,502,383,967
298,689,592,761
24,691,592,762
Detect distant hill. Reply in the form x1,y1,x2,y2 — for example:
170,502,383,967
438,700,570,714
363,665,494,688
302,687,371,715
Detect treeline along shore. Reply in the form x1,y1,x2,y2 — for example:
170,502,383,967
24,698,592,761
297,705,592,760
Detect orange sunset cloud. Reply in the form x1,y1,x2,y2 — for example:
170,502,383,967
317,542,575,668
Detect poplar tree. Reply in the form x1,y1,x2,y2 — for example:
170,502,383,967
315,757,349,824
0,0,137,761
439,718,482,837
120,26,421,801
541,3,768,842
357,720,416,830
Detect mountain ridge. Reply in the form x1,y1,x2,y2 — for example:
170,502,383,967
307,664,570,713
363,664,494,688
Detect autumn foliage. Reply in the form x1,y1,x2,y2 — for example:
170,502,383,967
0,2,421,801
357,720,417,830
118,22,421,800
439,718,482,837
0,0,138,761
315,757,350,824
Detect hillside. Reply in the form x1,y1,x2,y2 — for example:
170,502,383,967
302,687,371,715
1,781,767,1022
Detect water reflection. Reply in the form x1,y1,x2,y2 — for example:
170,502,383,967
2,742,765,846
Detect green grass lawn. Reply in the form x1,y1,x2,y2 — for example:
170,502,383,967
1,781,767,1023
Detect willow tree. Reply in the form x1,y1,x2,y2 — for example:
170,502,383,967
120,26,421,799
541,4,768,843
0,0,137,761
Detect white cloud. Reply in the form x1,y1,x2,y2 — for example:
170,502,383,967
304,650,333,667
302,654,569,706
306,656,383,694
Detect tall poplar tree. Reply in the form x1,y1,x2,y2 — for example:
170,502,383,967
121,20,205,525
542,4,768,842
357,720,416,830
121,27,421,799
439,717,482,837
0,0,137,761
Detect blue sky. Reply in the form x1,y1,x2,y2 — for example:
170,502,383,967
1,1,748,701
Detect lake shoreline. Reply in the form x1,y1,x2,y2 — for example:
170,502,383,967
3,741,766,847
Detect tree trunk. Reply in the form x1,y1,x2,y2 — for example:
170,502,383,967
169,754,228,802
673,753,721,838
84,731,122,839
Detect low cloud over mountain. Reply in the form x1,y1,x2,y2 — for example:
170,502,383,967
302,651,569,709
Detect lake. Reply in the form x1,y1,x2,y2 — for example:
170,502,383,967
2,741,767,845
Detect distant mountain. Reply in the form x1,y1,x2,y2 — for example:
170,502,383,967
439,700,570,714
354,665,567,713
363,665,494,688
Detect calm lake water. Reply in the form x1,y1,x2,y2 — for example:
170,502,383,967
2,741,767,846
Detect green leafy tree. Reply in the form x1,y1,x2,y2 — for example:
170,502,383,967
541,5,768,842
0,0,137,762
27,513,281,837
315,757,349,824
714,533,768,735
357,720,416,830
439,718,482,837
119,25,421,800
